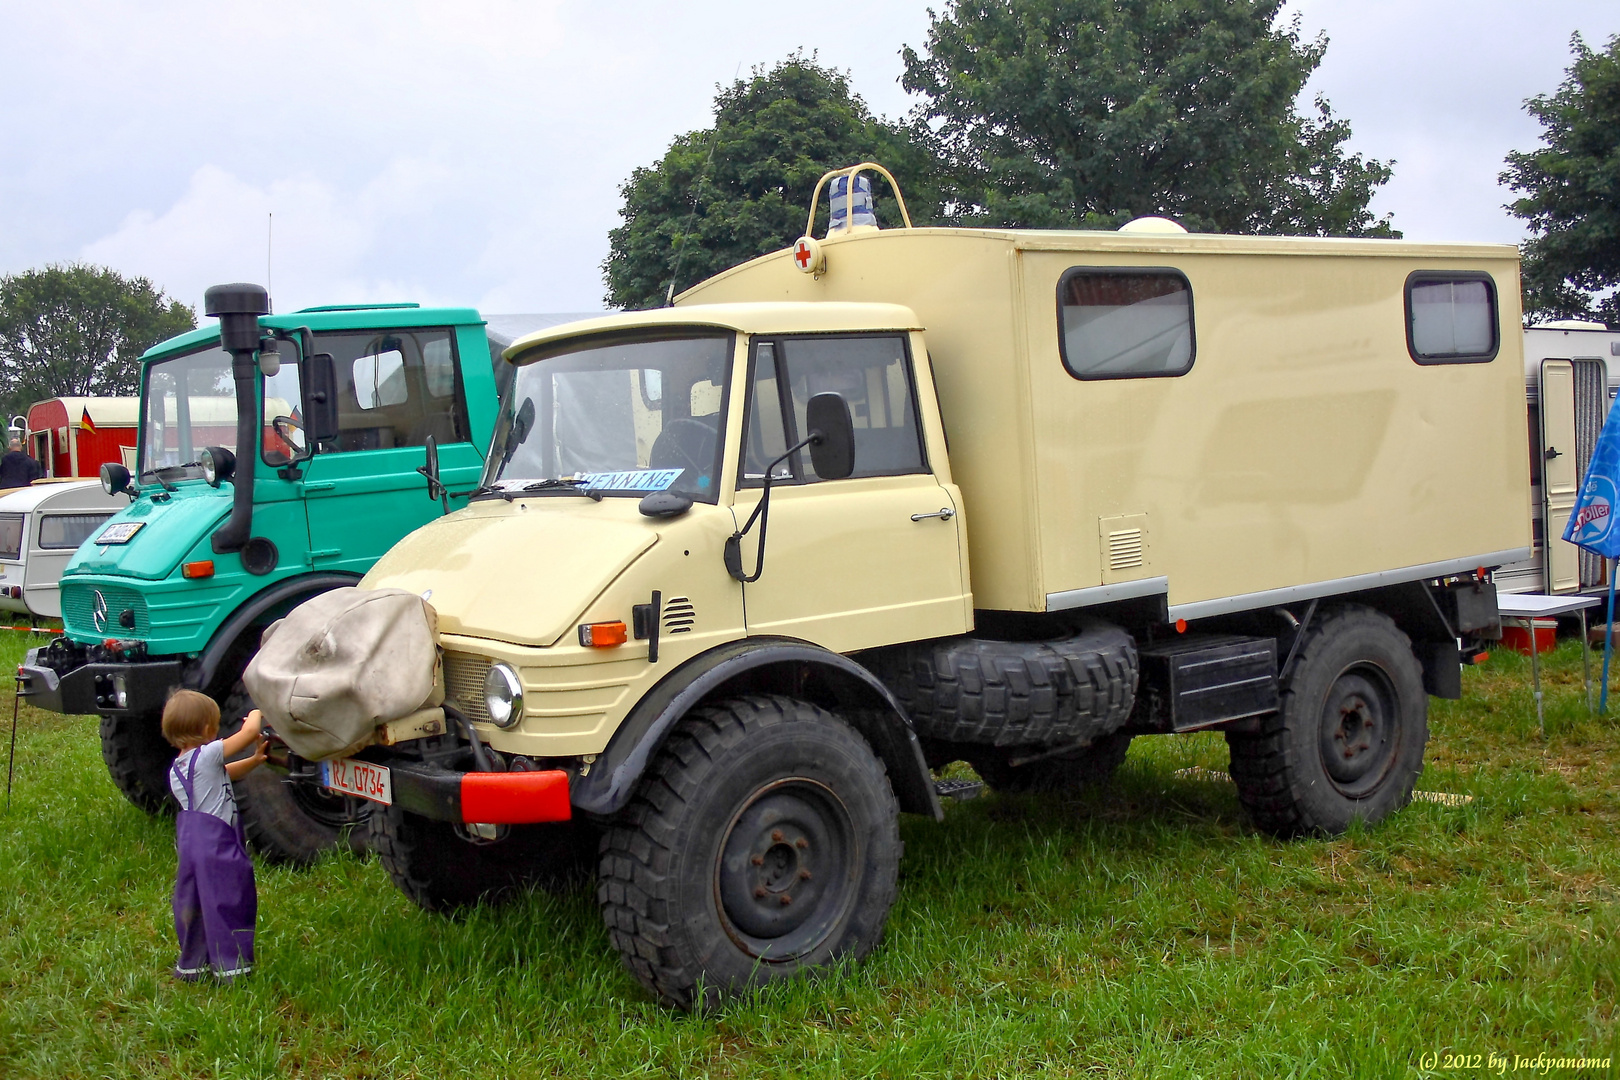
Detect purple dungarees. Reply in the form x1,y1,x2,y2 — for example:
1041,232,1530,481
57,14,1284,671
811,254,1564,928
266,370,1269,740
171,747,256,980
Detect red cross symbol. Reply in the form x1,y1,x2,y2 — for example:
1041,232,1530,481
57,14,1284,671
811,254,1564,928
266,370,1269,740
793,239,814,270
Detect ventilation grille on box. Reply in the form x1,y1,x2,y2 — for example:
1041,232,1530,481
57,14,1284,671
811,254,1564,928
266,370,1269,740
1098,513,1150,584
1107,528,1145,571
663,597,695,634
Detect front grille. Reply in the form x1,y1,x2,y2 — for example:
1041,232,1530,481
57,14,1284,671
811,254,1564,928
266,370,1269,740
443,650,493,724
61,583,149,639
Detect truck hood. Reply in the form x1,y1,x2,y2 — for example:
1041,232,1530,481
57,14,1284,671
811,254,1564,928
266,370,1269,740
361,502,658,647
65,485,232,581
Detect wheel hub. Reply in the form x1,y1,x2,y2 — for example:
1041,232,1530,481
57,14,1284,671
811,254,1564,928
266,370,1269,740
715,778,855,960
1318,668,1397,793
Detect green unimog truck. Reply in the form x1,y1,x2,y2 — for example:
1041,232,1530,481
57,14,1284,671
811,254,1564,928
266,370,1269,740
16,284,583,863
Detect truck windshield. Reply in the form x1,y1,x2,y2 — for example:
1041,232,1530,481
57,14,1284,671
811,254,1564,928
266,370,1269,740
140,345,238,482
140,344,300,482
485,333,732,502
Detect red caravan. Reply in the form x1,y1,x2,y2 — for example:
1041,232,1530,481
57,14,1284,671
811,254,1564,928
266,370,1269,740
22,397,139,478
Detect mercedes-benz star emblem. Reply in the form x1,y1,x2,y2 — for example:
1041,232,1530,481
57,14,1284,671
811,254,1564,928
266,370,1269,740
91,590,108,632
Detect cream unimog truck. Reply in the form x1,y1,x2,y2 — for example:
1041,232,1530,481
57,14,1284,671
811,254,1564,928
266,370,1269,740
333,166,1524,1008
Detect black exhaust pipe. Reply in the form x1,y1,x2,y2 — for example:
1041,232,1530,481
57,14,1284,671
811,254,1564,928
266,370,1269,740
205,283,269,555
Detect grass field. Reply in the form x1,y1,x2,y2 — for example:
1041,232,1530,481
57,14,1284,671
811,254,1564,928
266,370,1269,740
2,627,1617,1078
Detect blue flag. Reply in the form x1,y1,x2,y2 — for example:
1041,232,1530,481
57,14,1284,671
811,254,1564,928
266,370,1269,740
1566,399,1620,556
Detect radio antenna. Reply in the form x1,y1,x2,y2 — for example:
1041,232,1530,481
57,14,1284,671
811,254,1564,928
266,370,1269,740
664,64,738,307
266,212,274,313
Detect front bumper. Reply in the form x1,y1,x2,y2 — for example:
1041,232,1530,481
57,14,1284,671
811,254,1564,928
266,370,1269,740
383,759,572,824
16,655,185,716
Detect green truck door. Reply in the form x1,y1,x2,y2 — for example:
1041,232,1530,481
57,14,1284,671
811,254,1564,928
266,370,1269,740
299,327,483,576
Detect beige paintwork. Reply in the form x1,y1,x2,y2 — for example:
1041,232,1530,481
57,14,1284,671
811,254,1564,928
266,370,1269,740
362,224,1529,757
680,227,1531,617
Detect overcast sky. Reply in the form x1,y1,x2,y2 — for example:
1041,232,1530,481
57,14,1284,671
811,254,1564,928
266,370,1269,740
1,1,1615,317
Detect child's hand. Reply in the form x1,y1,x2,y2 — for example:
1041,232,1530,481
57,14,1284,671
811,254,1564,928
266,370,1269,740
244,709,264,736
226,736,270,781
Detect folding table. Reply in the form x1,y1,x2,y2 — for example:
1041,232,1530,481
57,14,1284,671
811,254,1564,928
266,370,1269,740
1496,592,1601,737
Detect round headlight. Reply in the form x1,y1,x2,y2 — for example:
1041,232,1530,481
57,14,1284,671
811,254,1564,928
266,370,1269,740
483,662,524,729
200,446,235,487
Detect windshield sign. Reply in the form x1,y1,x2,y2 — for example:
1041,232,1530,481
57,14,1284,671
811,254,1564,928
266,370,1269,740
486,334,732,502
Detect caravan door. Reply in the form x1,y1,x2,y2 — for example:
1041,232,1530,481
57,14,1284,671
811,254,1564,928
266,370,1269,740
1541,358,1580,593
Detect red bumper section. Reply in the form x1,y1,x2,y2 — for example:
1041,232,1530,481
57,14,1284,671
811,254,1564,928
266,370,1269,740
459,769,571,824
384,761,573,824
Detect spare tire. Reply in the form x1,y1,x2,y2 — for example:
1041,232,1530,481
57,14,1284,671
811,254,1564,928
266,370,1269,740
868,621,1138,748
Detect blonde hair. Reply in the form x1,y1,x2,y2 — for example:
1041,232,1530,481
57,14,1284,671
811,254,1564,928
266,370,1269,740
161,689,220,749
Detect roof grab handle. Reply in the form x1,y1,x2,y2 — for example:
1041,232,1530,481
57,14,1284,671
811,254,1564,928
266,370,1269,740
804,162,913,239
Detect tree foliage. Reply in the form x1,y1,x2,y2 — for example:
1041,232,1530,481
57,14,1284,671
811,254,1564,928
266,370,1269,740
603,56,942,310
0,264,195,419
900,0,1396,236
1502,33,1620,327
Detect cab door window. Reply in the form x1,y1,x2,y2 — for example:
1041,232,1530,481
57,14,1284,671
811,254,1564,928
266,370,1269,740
311,329,470,453
740,334,926,484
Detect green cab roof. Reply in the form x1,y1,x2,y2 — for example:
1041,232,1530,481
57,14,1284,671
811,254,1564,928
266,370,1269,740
140,303,486,363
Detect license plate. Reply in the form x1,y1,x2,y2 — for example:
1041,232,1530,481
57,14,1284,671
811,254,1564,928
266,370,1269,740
320,758,392,805
95,521,144,545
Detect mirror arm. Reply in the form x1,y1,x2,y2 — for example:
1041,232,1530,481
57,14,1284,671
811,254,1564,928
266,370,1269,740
725,430,821,583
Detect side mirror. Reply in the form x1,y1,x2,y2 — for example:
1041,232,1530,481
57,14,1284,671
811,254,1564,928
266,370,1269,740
417,435,449,514
305,352,340,442
805,392,856,480
100,461,130,496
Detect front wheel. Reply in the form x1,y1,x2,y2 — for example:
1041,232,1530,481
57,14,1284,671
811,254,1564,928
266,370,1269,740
598,695,902,1010
371,801,598,912
223,683,371,865
99,713,177,814
1225,605,1428,837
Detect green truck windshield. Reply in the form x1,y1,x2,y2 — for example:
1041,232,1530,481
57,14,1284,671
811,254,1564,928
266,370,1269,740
141,345,301,481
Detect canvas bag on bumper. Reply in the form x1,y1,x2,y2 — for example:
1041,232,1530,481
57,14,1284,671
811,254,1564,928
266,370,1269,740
243,587,443,761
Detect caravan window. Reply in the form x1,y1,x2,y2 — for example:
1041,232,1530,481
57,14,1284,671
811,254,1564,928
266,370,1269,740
39,512,115,550
1406,272,1498,364
0,514,20,561
1058,269,1195,379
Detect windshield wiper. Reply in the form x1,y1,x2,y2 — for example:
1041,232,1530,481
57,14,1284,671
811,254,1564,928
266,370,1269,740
138,462,200,493
521,478,602,501
468,478,603,503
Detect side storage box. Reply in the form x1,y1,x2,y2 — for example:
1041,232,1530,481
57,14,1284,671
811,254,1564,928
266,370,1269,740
1134,635,1278,733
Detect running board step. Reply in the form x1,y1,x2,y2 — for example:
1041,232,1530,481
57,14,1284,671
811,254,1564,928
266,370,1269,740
934,778,984,801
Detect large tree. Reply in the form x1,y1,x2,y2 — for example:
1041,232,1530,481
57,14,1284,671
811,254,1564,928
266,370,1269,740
901,0,1396,236
603,56,943,310
1502,33,1620,327
0,264,195,420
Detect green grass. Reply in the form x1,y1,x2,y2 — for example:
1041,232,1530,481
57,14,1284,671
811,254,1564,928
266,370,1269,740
2,628,1617,1078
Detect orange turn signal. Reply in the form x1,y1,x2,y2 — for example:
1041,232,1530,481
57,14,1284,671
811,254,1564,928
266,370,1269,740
182,560,215,579
578,621,628,648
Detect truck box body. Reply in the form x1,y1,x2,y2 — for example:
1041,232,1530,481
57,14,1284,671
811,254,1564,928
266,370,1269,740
679,227,1531,619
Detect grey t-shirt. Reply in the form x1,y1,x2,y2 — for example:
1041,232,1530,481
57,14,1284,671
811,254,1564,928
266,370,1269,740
169,741,237,826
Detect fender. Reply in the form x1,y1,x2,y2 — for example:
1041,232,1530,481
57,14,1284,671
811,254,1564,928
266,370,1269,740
184,571,362,694
571,636,943,821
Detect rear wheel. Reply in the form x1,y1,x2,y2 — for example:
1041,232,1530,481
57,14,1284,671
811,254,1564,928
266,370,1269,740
99,713,177,814
598,695,902,1010
1225,606,1427,836
371,801,598,912
968,732,1134,794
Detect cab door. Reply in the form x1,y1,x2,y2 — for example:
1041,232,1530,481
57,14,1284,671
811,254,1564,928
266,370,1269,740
733,334,969,652
299,327,482,576
1541,358,1579,593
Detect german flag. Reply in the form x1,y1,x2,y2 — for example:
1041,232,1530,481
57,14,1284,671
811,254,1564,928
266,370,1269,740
80,409,96,434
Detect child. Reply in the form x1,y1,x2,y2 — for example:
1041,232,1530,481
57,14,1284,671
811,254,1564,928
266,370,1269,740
162,689,267,983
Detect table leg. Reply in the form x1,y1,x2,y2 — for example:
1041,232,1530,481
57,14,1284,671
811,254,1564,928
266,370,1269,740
1528,616,1545,739
1581,607,1593,715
